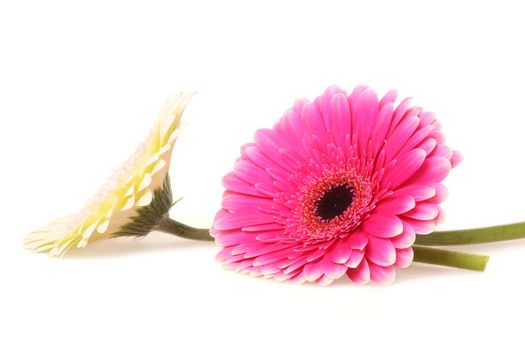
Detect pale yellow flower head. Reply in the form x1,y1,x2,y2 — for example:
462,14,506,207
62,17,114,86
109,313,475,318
25,92,194,256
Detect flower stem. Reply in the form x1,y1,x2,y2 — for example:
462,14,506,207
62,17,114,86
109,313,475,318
412,245,489,271
156,218,490,271
415,221,525,246
156,217,214,241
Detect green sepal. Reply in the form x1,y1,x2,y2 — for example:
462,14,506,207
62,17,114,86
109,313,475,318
112,175,173,238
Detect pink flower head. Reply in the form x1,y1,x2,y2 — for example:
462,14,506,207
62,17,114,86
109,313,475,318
211,86,461,285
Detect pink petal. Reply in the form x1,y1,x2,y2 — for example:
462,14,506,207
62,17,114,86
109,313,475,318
292,272,308,284
214,231,255,246
410,156,451,183
379,89,397,108
230,241,266,255
426,183,449,204
374,148,386,172
222,193,274,212
283,258,308,275
255,230,286,242
321,256,348,280
244,146,277,172
450,150,463,168
431,144,453,159
260,264,281,277
370,102,394,151
278,254,303,269
215,247,236,262
241,223,284,232
394,184,436,201
253,129,296,173
418,138,437,154
328,93,351,149
305,248,325,262
254,183,279,197
397,125,434,156
391,221,416,248
223,253,247,265
229,258,255,271
330,237,354,264
252,249,292,267
353,88,378,153
302,101,328,146
366,236,396,266
418,111,436,128
273,270,298,282
302,259,325,282
234,159,274,186
369,262,396,284
316,275,335,286
435,206,446,225
277,109,311,158
213,210,274,230
348,85,368,110
315,86,346,118
374,195,415,215
345,249,365,268
348,231,368,249
242,243,295,259
403,218,435,235
394,247,414,268
346,258,370,284
384,116,420,163
222,172,265,197
292,98,308,115
362,215,403,238
404,203,439,220
246,266,263,277
382,148,426,189
389,98,411,132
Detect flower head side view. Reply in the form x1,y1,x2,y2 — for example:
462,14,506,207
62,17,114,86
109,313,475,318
24,92,203,256
211,85,469,285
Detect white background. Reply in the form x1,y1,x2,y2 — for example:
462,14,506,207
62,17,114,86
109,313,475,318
1,1,525,349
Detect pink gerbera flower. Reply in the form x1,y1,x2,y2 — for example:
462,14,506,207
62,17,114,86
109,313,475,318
211,86,461,285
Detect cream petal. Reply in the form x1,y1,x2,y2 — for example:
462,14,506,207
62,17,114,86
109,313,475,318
125,184,135,197
105,204,115,219
81,222,98,240
167,128,182,144
54,239,76,257
136,191,153,206
97,219,110,234
145,153,160,168
138,173,152,192
157,143,172,157
77,239,88,248
121,195,135,211
151,159,166,175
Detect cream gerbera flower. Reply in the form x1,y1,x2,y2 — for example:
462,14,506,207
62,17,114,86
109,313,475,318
25,92,195,256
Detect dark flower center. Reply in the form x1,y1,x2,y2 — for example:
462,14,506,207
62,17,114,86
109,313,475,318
315,184,354,221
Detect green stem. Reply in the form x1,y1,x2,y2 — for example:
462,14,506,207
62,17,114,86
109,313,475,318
412,245,489,271
156,217,214,241
157,217,490,272
415,221,525,246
